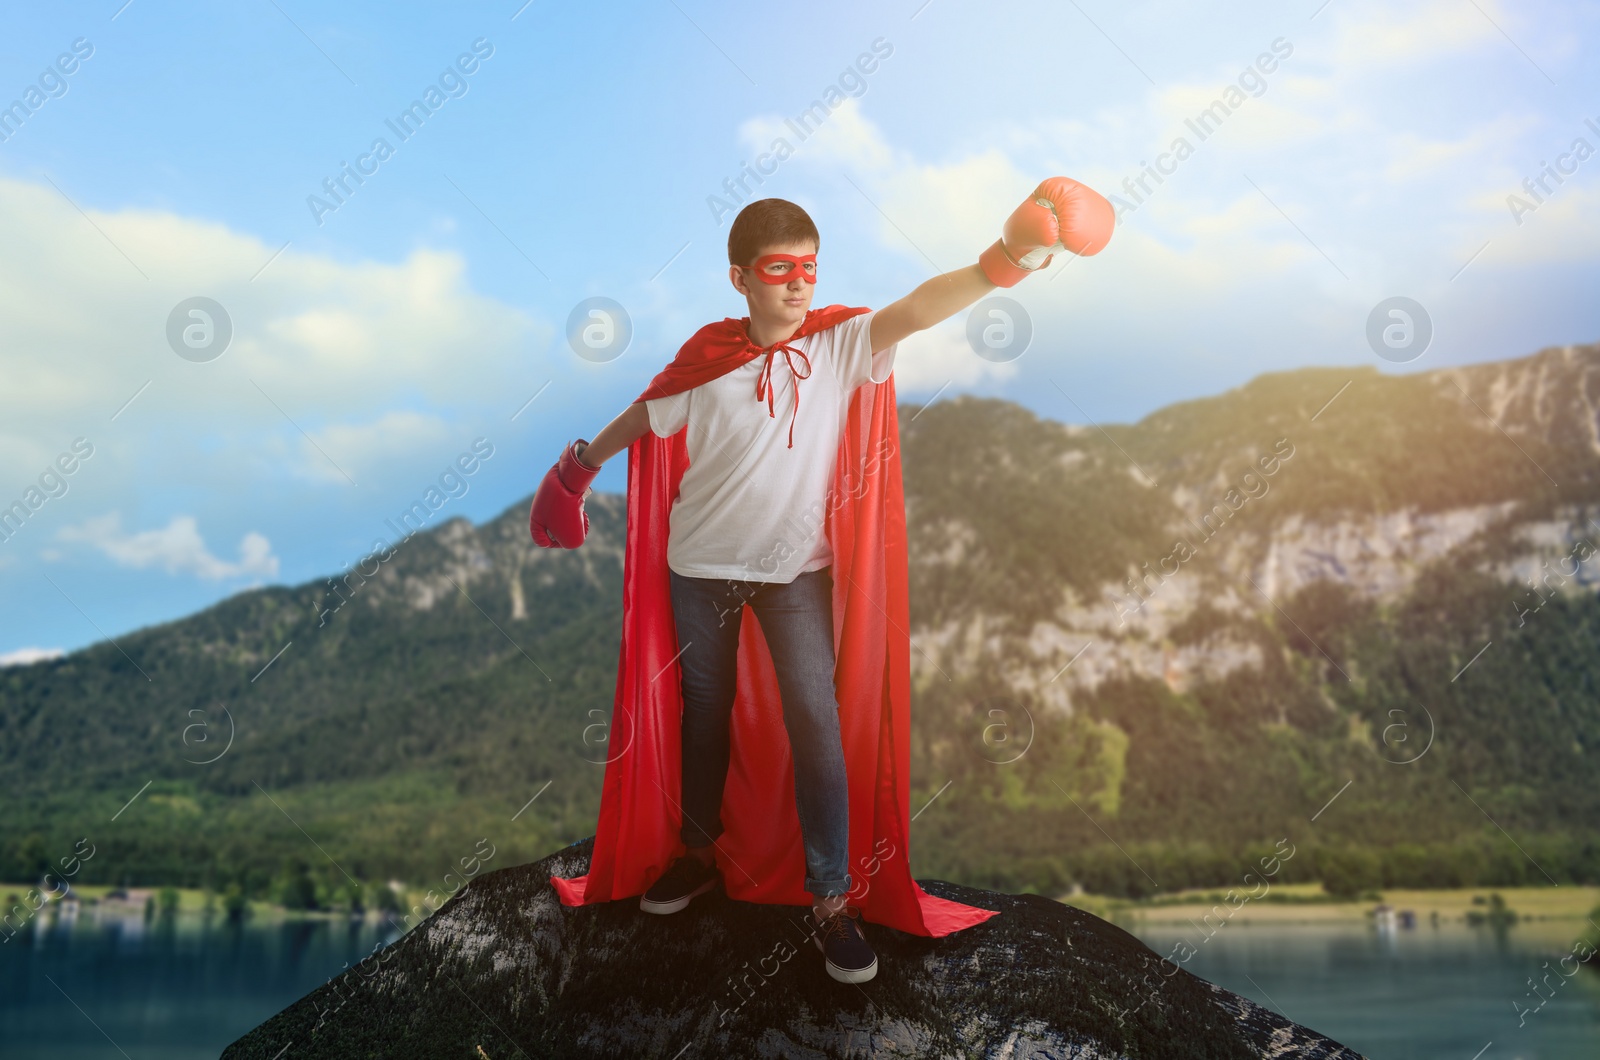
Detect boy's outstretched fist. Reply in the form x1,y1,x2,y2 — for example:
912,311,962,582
529,440,602,548
979,176,1115,287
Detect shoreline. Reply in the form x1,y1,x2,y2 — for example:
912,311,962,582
1061,883,1600,926
11,881,1600,930
0,880,423,926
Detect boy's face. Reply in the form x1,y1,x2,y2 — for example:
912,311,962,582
729,239,817,331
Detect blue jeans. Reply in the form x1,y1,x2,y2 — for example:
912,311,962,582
668,565,852,899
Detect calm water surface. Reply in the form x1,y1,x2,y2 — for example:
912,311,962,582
1128,915,1600,1059
2,904,401,1059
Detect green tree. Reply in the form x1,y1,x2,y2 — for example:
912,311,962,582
12,833,48,880
222,882,249,920
1320,847,1381,899
373,883,402,914
276,858,318,911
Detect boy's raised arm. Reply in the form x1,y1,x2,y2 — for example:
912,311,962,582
869,265,994,355
868,176,1115,355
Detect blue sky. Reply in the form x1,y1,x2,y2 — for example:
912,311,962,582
2,0,1598,661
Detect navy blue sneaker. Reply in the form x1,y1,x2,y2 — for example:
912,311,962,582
813,905,878,983
639,854,719,915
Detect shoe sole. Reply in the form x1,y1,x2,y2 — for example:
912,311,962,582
638,877,716,915
814,936,878,983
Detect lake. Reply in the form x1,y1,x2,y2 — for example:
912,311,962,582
1,904,401,1059
1128,914,1600,1059
3,901,1597,1057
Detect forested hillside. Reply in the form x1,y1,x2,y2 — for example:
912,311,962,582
3,341,1598,903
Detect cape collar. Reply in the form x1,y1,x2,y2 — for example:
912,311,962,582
634,305,871,449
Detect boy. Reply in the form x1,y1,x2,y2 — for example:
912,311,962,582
532,178,1112,984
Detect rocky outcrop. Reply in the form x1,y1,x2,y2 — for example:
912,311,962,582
221,838,1367,1059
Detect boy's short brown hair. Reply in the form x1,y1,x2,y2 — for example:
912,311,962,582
728,199,820,266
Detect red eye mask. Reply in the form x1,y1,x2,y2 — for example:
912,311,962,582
742,252,817,284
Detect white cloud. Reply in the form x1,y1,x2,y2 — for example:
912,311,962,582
892,320,1021,392
739,96,895,175
298,410,456,485
0,646,64,667
1475,182,1600,266
0,174,549,488
741,97,1027,276
1324,0,1501,67
1380,116,1531,184
58,513,279,581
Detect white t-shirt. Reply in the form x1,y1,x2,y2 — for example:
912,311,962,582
645,310,898,584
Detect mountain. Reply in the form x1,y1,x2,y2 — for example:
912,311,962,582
3,340,1599,901
895,341,1600,895
219,837,1368,1060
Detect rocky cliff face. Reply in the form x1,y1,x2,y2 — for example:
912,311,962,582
221,838,1367,1060
898,342,1600,702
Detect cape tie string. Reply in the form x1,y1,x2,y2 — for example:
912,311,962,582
753,338,813,449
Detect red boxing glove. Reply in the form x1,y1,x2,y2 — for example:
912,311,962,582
529,440,602,548
979,176,1115,288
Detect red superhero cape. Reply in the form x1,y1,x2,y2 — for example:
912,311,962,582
549,304,999,938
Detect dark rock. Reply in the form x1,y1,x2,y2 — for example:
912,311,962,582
221,838,1369,1059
